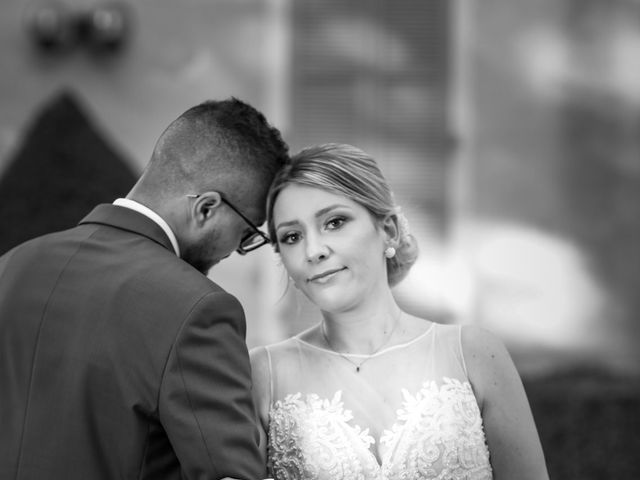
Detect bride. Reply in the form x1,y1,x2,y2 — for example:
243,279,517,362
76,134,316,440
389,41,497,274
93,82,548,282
250,143,549,480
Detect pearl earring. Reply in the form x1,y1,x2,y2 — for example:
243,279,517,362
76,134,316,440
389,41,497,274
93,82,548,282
384,246,396,259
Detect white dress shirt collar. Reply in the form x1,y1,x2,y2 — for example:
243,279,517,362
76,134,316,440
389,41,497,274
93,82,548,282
113,198,180,256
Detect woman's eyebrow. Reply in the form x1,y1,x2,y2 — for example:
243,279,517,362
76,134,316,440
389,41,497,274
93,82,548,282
275,204,349,230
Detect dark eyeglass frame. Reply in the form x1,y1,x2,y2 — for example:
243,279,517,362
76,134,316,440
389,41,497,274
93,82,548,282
186,193,271,255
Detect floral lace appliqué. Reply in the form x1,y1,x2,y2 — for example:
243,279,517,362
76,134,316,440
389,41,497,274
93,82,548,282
268,391,380,480
380,378,492,480
268,379,492,480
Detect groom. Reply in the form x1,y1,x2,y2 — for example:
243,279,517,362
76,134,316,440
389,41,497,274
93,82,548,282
0,98,288,480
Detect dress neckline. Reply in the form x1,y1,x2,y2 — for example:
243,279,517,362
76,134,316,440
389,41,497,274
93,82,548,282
294,322,435,359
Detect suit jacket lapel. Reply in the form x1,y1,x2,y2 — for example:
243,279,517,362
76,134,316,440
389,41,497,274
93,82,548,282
79,204,176,253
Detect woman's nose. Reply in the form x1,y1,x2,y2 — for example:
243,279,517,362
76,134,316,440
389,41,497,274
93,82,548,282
305,234,329,263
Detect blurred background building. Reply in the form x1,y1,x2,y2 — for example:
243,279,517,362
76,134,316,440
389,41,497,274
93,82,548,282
1,0,639,477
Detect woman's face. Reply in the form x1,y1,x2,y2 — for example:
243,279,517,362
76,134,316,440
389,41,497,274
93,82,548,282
272,184,390,313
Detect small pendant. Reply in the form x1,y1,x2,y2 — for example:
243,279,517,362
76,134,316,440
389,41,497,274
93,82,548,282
356,366,360,372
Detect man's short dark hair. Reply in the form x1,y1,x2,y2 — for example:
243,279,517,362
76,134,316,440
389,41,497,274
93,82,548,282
144,97,290,200
178,97,289,182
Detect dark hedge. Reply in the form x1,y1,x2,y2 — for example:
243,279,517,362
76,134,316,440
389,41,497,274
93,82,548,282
0,89,137,255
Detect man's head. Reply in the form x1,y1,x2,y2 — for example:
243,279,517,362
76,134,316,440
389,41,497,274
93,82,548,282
128,97,289,273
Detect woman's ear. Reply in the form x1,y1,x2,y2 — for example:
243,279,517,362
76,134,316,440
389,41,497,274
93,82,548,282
380,213,400,247
190,191,223,226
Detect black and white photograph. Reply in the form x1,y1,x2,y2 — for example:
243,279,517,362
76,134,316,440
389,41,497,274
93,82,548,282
1,1,639,479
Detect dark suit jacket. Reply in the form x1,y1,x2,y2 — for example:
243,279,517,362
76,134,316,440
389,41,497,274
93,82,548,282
0,204,264,480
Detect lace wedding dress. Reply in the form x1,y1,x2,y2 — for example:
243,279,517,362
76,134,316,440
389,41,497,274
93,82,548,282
259,323,493,480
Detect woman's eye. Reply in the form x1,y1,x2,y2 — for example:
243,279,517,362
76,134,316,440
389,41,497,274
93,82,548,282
279,232,300,245
325,216,346,230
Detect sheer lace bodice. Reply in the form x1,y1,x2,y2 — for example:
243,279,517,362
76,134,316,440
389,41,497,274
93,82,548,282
258,323,493,480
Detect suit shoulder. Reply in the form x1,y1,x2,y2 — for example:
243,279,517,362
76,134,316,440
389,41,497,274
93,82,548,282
134,252,228,298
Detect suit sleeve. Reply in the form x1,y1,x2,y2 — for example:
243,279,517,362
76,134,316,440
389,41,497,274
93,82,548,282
158,291,265,480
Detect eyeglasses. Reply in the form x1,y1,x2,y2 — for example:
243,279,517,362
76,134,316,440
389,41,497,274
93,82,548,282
186,193,271,255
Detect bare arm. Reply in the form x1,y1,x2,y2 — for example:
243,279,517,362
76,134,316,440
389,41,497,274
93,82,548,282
249,346,272,465
462,325,549,480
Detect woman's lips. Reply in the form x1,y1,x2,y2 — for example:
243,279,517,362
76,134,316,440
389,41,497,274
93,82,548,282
307,267,346,283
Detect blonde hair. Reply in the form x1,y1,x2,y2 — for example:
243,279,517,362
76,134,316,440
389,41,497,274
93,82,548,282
267,143,418,286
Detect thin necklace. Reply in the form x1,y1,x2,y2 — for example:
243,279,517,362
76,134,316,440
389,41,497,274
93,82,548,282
320,313,402,373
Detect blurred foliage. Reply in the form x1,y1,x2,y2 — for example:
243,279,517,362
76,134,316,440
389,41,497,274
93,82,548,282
524,368,640,479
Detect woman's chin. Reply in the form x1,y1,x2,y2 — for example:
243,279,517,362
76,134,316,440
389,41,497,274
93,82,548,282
306,290,359,314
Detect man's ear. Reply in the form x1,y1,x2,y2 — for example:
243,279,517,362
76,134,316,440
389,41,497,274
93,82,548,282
380,213,400,247
190,191,223,226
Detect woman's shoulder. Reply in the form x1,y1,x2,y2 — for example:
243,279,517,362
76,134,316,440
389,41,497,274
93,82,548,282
250,326,319,362
250,336,297,359
249,336,302,392
459,324,510,361
459,324,518,400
